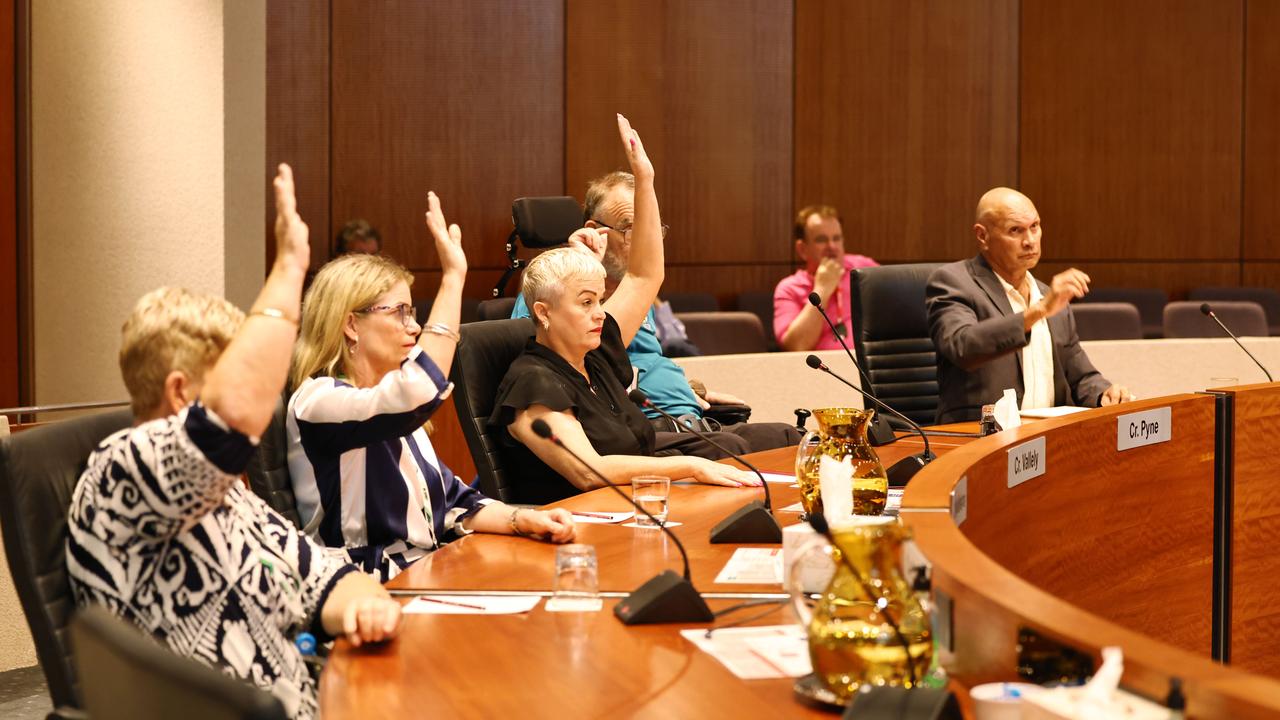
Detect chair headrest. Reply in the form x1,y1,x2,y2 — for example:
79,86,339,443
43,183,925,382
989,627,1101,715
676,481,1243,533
853,263,945,340
455,319,537,418
511,196,584,249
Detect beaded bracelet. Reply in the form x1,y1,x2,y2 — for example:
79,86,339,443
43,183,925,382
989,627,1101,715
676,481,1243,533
422,323,461,342
509,507,529,537
248,307,298,327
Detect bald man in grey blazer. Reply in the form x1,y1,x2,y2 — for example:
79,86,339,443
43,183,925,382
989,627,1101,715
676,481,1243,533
926,188,1133,423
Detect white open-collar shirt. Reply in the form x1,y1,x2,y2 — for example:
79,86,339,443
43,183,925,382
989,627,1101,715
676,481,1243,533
995,271,1054,410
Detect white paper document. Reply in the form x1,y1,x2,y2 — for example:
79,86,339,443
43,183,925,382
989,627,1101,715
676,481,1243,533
714,547,784,584
1020,406,1089,419
620,520,683,529
570,510,635,524
779,501,804,513
402,594,542,615
681,625,811,679
760,471,796,483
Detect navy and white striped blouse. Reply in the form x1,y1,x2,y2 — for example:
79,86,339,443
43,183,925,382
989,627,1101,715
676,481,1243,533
287,346,491,580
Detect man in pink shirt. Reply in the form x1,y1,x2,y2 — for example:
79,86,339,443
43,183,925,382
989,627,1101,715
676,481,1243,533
773,204,879,351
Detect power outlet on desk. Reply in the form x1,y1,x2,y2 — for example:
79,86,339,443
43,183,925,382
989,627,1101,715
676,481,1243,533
1016,627,1095,686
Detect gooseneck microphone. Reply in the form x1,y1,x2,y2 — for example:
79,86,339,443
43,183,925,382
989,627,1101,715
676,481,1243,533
807,292,898,446
806,354,935,486
628,389,782,544
529,419,713,625
1200,303,1273,382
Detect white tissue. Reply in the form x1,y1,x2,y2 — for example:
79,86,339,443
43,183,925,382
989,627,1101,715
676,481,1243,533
994,388,1022,431
818,454,854,525
1079,646,1123,715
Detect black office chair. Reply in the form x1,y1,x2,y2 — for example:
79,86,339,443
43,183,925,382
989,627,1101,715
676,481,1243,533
492,196,584,298
0,408,133,719
1189,286,1280,336
71,605,285,720
1163,300,1269,339
244,396,303,529
476,297,518,321
735,290,778,351
1070,302,1143,341
451,319,536,501
675,312,770,355
850,263,945,428
1078,287,1168,339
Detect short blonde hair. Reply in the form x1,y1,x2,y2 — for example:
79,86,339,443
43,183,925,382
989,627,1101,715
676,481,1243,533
119,287,244,416
521,247,606,313
291,253,414,390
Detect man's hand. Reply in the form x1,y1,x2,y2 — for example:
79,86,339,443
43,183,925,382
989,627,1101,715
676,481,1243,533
272,164,310,274
703,389,745,405
813,257,844,301
567,227,608,264
1042,268,1090,317
425,191,466,278
342,596,402,648
515,508,577,543
1100,384,1135,406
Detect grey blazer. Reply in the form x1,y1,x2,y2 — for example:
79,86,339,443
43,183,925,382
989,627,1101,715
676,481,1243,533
925,255,1111,423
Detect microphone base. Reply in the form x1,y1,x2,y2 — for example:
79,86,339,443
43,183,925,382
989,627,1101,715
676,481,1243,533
887,452,936,488
838,684,961,719
709,500,783,544
866,413,900,446
614,570,715,625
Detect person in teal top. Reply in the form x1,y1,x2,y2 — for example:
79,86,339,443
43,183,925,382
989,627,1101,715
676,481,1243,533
509,171,799,458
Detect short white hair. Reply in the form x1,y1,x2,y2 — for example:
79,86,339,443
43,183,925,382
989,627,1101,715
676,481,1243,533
522,246,606,308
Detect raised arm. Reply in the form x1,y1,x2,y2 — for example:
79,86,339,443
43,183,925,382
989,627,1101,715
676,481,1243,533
507,405,757,491
602,114,664,346
417,191,467,376
201,164,309,439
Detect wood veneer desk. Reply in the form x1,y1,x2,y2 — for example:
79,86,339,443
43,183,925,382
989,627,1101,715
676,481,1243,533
320,433,955,719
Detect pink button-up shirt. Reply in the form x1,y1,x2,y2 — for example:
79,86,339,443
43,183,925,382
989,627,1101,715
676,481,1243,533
772,254,880,350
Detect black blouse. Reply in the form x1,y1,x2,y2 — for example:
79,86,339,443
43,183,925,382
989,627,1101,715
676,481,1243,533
489,314,656,505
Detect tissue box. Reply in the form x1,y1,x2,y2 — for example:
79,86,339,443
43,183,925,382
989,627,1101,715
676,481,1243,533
1020,686,1168,720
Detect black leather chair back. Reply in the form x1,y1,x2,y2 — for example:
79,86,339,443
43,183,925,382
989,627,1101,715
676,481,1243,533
0,408,132,716
244,397,302,529
477,297,518,321
72,605,286,720
850,263,944,427
451,319,536,501
735,290,778,350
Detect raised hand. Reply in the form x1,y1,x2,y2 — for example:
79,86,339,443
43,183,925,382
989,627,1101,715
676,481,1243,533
272,163,310,273
1041,268,1091,318
813,257,844,300
425,191,466,278
616,114,654,181
567,227,608,264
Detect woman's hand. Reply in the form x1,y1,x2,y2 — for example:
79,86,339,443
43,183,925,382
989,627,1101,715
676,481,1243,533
616,114,654,182
689,459,760,488
516,508,577,543
425,191,466,279
342,595,402,648
273,163,310,274
567,227,608,264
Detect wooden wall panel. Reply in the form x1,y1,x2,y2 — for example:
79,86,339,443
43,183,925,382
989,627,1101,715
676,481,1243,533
1243,0,1280,261
794,0,1019,265
565,0,793,280
1036,261,1240,299
330,0,563,287
1020,1,1244,262
266,0,331,271
2,0,19,408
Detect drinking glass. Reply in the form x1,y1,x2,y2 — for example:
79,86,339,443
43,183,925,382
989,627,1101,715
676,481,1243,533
631,475,670,527
553,544,599,600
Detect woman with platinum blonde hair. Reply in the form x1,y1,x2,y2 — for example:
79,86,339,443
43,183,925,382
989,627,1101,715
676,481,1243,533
66,166,401,720
489,114,759,505
287,193,574,581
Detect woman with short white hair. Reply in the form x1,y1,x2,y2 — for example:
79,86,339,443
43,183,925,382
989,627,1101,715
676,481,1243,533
287,194,575,581
490,115,759,505
67,166,400,720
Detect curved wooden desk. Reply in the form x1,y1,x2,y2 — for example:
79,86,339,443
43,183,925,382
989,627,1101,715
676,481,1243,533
900,391,1280,717
321,396,1280,718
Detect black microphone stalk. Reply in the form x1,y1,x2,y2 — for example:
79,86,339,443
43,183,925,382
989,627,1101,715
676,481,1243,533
1200,303,1273,382
807,291,899,446
628,389,782,544
529,419,713,625
805,354,935,487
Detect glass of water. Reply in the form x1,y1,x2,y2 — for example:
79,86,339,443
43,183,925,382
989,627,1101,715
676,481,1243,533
554,544,599,600
632,475,671,527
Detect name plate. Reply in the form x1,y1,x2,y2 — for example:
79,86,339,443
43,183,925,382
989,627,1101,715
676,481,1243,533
1116,406,1172,451
951,476,968,526
1007,436,1046,488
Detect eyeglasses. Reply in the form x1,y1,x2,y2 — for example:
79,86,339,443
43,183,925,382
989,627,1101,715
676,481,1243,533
356,303,418,328
591,219,670,240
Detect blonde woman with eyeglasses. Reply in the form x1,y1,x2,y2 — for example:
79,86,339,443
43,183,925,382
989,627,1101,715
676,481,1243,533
287,194,574,581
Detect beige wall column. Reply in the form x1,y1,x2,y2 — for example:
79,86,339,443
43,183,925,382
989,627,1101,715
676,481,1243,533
12,0,264,673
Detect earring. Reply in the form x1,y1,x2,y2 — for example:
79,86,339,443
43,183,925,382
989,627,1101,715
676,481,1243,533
541,319,550,330
349,338,358,356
